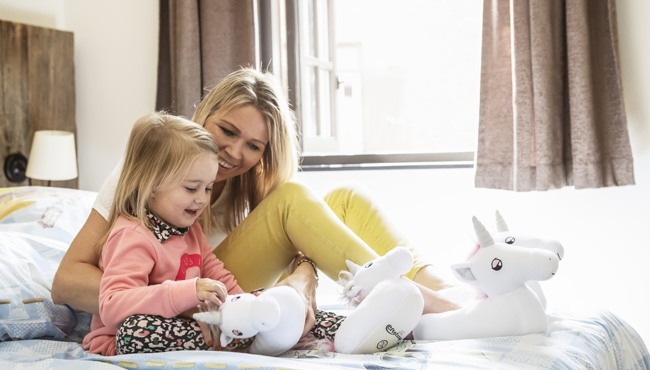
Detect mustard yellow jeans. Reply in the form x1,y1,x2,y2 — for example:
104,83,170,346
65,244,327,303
213,181,429,292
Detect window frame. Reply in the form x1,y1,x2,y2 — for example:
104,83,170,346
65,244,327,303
281,0,475,171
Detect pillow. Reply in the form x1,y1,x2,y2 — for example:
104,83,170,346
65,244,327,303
0,187,96,342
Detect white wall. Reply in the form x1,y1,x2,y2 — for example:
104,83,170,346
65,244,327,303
301,0,650,345
0,0,159,191
63,0,159,191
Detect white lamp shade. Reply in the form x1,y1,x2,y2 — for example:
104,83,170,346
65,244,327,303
26,130,78,181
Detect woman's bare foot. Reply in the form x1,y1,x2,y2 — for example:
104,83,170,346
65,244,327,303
413,265,457,292
407,278,461,314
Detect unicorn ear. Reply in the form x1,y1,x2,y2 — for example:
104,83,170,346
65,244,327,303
495,210,509,233
220,332,233,347
451,262,479,285
345,260,361,275
472,216,494,248
386,247,414,275
344,283,363,298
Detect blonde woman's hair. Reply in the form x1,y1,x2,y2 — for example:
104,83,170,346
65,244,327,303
192,67,300,231
97,112,219,251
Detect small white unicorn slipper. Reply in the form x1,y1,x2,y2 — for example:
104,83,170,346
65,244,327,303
334,247,424,354
193,285,305,356
413,216,560,340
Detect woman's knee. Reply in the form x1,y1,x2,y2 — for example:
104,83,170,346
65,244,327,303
323,181,376,211
267,180,319,203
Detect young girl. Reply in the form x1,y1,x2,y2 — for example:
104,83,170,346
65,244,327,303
82,112,245,356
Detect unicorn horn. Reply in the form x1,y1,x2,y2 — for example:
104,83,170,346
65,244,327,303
193,310,223,326
472,216,494,248
495,210,509,233
345,260,361,275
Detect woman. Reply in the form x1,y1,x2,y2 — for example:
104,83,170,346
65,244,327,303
52,68,458,343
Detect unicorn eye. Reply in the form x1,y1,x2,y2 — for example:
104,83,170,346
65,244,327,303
231,296,240,302
505,236,515,244
364,262,373,268
492,258,503,271
232,330,242,336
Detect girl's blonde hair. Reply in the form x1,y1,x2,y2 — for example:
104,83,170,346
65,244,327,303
98,112,219,251
192,67,300,231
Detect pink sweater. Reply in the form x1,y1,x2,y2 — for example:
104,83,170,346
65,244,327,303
82,216,243,356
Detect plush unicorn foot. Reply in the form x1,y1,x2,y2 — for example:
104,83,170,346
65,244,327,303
334,278,423,354
413,216,559,341
414,285,548,340
193,286,305,356
334,247,424,354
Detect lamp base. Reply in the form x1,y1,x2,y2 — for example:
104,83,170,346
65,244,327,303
27,178,51,187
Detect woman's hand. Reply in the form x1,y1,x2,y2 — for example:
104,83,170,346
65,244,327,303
196,278,227,306
275,254,318,337
179,304,216,350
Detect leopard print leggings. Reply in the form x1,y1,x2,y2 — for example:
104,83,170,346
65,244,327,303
308,310,347,341
115,310,346,354
115,314,252,354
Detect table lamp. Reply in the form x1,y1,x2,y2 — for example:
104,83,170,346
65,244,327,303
25,130,78,186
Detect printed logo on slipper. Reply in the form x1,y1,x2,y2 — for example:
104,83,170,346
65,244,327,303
385,324,404,341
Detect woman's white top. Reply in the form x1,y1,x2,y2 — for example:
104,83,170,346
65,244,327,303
92,159,230,248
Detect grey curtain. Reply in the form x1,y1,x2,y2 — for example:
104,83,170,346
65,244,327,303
156,0,256,118
474,0,635,191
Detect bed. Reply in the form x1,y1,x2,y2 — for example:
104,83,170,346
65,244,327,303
0,186,648,370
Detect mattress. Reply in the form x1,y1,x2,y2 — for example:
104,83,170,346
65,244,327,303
1,308,648,369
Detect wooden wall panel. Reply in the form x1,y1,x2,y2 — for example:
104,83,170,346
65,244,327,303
0,20,77,189
0,21,30,186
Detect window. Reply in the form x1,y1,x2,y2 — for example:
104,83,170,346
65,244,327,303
271,0,482,170
299,0,337,153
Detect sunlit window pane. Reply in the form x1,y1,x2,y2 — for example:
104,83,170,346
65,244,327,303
302,65,318,137
319,69,332,137
327,0,483,155
306,0,317,57
317,0,329,60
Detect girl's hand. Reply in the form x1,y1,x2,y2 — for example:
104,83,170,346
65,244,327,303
196,278,227,306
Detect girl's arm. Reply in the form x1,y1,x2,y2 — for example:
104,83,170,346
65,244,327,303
99,228,202,329
201,238,244,295
51,210,108,315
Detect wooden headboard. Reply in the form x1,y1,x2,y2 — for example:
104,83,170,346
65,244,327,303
0,19,77,189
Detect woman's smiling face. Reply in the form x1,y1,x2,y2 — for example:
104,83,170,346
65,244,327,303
203,105,269,183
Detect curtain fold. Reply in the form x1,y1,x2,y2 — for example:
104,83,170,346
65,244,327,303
475,0,634,191
156,0,256,118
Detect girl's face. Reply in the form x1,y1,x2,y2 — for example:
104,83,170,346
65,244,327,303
203,105,269,183
148,154,218,229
